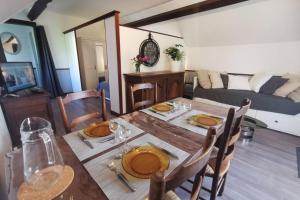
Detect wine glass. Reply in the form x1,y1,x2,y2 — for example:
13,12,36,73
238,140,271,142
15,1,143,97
122,128,132,153
114,127,126,158
109,121,119,143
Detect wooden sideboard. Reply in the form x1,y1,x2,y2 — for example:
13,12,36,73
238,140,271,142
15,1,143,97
124,71,184,112
0,92,55,147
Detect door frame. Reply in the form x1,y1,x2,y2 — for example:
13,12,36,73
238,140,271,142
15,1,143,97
63,11,123,115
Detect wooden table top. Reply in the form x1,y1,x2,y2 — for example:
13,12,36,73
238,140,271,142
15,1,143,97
55,98,229,200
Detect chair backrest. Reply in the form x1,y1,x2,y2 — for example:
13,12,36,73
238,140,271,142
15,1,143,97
57,89,107,133
148,127,221,200
5,148,23,200
213,98,251,179
130,82,157,111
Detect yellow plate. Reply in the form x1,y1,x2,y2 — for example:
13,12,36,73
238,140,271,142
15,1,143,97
83,121,112,138
152,103,174,112
122,146,170,179
188,114,222,127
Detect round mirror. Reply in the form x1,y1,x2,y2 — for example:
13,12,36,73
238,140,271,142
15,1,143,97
1,32,21,55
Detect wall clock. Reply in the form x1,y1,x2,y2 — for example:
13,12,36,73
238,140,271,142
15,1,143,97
139,33,160,67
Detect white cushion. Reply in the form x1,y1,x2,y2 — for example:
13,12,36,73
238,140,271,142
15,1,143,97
228,75,251,90
197,69,212,89
209,71,224,89
249,73,272,92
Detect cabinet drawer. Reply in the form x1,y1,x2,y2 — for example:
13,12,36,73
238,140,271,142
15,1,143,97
256,111,300,136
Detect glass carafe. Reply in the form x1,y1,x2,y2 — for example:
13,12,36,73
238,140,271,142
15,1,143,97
20,117,64,191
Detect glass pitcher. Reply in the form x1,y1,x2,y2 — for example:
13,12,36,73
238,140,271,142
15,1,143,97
20,117,64,191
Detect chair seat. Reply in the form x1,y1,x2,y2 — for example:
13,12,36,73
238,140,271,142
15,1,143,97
206,157,231,178
164,191,181,200
210,146,219,159
145,191,181,200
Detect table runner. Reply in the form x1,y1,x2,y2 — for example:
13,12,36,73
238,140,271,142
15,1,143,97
169,110,225,136
63,118,144,161
83,133,190,200
141,106,187,121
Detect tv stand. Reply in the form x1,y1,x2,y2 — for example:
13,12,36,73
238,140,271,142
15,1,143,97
0,91,55,147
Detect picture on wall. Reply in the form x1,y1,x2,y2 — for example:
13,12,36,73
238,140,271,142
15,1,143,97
139,32,160,67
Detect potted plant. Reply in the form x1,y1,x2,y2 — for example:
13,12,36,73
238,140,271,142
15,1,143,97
164,44,184,71
131,55,150,73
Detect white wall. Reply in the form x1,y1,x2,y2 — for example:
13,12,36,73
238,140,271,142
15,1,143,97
139,0,300,75
105,16,121,114
35,11,87,69
140,19,182,37
119,26,185,113
186,41,300,74
177,0,300,74
0,107,11,200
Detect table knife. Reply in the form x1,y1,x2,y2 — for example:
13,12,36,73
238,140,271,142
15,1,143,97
147,142,179,159
116,172,136,192
148,109,167,117
96,136,115,143
77,133,94,149
107,164,136,192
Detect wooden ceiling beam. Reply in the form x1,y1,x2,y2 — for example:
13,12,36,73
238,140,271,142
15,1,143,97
27,0,52,21
123,0,249,27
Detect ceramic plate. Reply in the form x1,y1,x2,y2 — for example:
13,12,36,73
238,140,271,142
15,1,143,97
83,121,112,138
152,103,174,112
122,146,170,179
188,114,222,127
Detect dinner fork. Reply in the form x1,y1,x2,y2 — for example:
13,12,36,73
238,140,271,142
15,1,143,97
107,161,136,192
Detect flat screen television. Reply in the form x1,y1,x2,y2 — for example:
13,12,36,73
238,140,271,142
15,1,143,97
0,62,37,93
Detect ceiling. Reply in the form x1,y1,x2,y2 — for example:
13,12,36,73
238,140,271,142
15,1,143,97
46,0,173,19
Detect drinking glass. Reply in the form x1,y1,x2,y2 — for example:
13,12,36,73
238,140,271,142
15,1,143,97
109,121,119,143
184,103,192,111
20,117,64,191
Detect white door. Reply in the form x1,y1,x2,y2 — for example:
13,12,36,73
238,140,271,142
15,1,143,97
65,31,82,92
78,39,99,90
95,44,105,77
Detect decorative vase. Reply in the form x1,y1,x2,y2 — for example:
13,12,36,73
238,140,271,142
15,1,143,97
135,64,141,73
170,60,183,72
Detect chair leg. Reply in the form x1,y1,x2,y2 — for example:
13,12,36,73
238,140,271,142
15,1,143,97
218,173,227,196
210,176,219,200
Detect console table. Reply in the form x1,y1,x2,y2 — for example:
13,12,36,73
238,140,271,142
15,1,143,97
124,71,184,113
0,92,55,147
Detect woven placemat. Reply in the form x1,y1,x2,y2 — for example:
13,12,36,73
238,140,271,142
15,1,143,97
17,165,74,200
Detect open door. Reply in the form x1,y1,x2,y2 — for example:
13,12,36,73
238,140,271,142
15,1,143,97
64,31,82,92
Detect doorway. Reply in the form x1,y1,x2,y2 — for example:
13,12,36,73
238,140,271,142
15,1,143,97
64,11,122,114
76,21,110,100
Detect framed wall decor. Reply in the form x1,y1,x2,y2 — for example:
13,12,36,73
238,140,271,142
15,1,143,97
139,32,160,67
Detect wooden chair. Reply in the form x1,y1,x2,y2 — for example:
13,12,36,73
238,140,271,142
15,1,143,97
130,82,158,111
148,127,220,200
201,98,251,200
57,89,107,133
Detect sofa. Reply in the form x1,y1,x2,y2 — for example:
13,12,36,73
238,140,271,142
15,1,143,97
184,71,300,136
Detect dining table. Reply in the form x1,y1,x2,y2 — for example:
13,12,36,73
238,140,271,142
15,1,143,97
9,97,229,200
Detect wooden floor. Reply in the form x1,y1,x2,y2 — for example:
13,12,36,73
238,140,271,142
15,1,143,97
51,98,300,200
